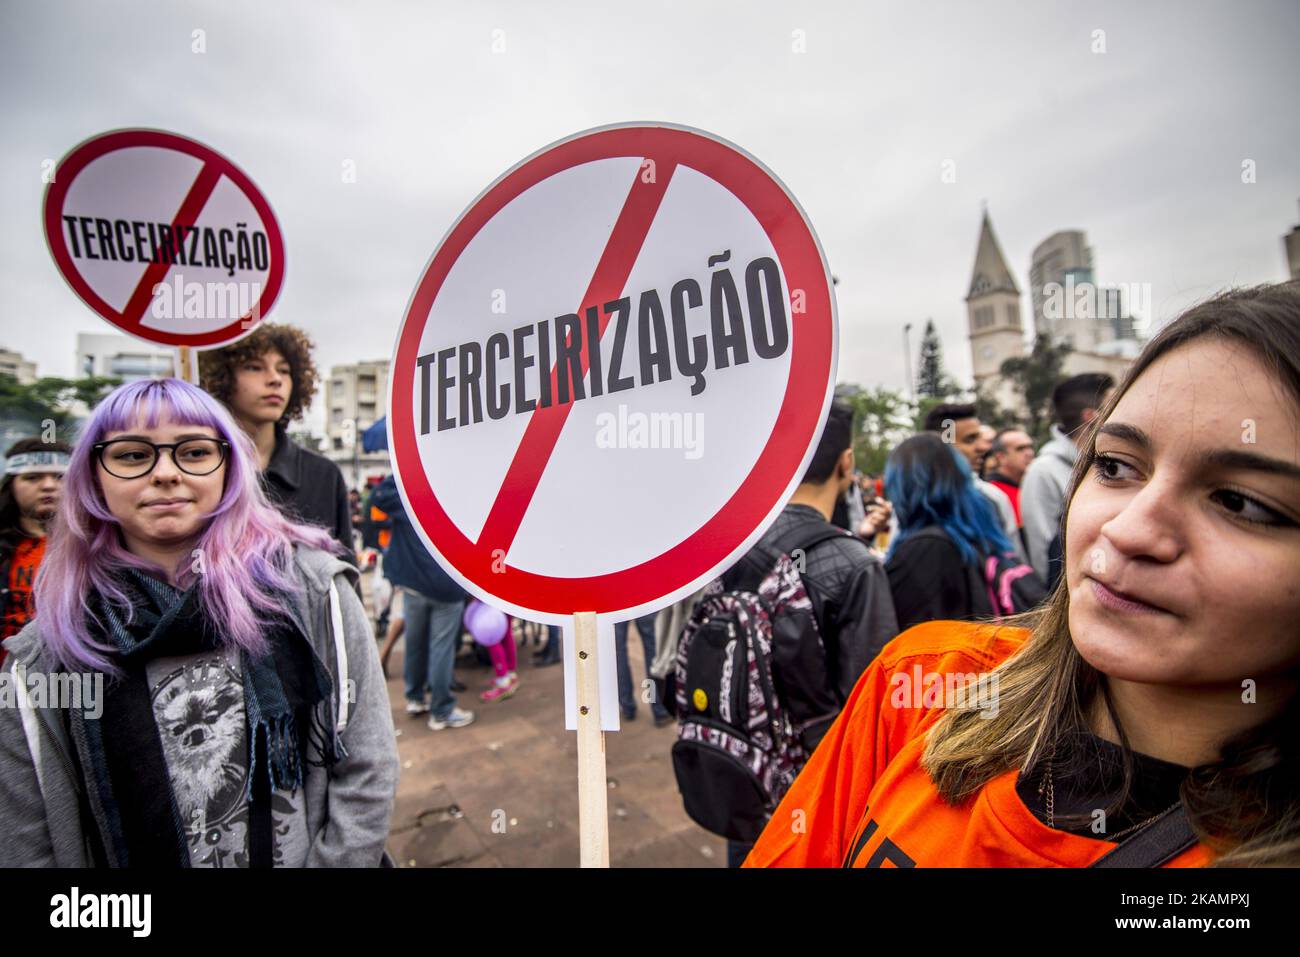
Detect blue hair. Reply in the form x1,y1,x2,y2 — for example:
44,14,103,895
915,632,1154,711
884,433,1015,565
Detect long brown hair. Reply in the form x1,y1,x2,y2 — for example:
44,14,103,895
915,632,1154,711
922,281,1300,866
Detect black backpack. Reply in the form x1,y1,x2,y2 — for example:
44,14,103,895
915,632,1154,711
908,527,1047,619
670,520,848,843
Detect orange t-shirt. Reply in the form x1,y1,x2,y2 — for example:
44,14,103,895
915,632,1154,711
744,620,1212,868
2,536,46,661
370,505,392,551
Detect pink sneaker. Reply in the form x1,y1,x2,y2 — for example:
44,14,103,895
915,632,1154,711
480,675,519,702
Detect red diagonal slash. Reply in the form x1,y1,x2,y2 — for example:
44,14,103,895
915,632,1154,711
117,162,223,332
476,158,678,555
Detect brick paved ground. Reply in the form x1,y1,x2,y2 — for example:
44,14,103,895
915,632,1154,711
370,583,726,868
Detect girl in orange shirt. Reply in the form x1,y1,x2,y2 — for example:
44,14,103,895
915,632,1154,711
747,282,1300,867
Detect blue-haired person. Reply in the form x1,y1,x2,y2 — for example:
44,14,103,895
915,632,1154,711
884,432,1046,631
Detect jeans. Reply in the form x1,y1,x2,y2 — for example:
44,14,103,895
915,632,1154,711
615,613,667,719
402,587,465,720
536,624,562,663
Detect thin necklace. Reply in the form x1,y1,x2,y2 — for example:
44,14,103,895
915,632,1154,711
1037,760,1178,842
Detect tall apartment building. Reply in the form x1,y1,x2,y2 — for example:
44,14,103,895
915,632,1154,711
324,359,390,489
0,348,41,448
0,349,37,384
1029,229,1146,353
1285,203,1300,281
1028,230,1094,343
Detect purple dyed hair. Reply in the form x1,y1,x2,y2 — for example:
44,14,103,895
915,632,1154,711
35,377,340,672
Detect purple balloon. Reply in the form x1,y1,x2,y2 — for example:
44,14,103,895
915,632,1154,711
464,599,509,647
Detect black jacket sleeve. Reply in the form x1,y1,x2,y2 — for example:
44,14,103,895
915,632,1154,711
332,469,357,567
825,560,900,701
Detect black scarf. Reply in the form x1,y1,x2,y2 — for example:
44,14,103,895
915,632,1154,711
74,567,340,867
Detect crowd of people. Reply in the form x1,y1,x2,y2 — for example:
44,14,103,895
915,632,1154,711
1,279,1298,868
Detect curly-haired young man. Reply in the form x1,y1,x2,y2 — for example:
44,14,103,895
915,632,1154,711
199,323,354,561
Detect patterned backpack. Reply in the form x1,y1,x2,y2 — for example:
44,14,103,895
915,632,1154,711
670,520,847,843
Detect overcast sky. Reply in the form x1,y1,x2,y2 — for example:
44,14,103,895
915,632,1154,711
2,0,1297,433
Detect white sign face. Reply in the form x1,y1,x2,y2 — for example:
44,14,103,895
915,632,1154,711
43,129,284,348
390,124,837,640
416,159,792,575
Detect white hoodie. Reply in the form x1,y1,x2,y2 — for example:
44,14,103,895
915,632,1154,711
1019,424,1079,580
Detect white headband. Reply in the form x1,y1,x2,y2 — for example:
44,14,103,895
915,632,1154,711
5,451,70,476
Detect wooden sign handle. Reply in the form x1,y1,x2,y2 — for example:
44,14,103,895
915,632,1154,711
176,346,196,384
573,611,609,867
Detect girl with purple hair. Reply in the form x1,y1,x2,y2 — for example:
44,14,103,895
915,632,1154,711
0,378,399,867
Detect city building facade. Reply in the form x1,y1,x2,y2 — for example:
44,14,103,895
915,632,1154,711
966,213,1030,415
324,359,390,489
0,349,37,385
966,213,1139,419
1285,204,1300,281
75,332,174,382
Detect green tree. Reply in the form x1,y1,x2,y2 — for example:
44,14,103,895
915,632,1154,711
911,395,950,434
915,319,960,400
0,374,122,441
840,383,915,476
998,334,1073,445
287,426,327,453
972,381,1019,431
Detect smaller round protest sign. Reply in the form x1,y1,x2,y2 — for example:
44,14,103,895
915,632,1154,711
42,128,284,348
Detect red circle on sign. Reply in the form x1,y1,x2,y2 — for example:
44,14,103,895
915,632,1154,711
42,128,285,348
391,123,836,618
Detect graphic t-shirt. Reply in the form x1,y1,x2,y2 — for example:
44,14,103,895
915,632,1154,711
3,535,45,643
145,646,310,868
744,620,1212,868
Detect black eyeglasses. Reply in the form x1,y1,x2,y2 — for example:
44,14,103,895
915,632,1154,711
92,438,230,479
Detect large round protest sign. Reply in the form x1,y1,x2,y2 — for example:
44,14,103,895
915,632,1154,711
42,128,284,347
390,123,836,624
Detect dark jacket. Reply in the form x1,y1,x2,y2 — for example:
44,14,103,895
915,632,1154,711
887,526,1047,631
369,476,466,604
886,526,975,631
262,426,355,563
722,503,899,702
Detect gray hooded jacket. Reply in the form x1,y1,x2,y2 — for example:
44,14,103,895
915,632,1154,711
1019,424,1079,581
0,545,399,867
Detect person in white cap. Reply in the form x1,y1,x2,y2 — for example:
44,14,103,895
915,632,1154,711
0,438,69,657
